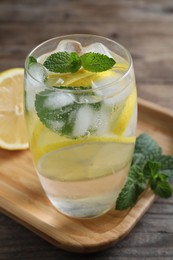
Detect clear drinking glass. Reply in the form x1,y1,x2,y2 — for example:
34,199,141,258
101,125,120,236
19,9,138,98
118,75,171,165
24,35,137,218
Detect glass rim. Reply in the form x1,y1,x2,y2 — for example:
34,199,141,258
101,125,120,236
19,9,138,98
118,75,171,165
25,34,133,94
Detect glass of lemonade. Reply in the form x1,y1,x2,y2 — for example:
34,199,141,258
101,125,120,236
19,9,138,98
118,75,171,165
24,35,137,218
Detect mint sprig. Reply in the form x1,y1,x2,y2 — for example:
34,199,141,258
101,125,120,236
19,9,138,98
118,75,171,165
116,133,173,210
116,165,147,210
159,155,173,180
143,161,173,198
43,52,81,73
132,133,162,168
43,51,116,73
80,52,116,72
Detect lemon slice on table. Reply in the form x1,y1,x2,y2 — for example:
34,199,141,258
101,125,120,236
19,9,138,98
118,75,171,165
0,68,29,150
112,87,137,136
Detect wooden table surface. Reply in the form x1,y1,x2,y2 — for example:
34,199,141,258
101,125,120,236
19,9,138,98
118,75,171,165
0,0,173,259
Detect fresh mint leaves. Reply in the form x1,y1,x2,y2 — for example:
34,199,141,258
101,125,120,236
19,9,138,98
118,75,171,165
150,177,172,198
116,134,173,210
35,87,102,138
116,165,147,210
143,161,173,198
43,52,116,73
143,161,161,179
159,155,173,180
80,52,116,72
133,133,162,167
35,89,77,136
43,52,81,73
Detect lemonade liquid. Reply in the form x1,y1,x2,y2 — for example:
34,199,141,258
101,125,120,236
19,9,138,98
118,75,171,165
25,40,137,218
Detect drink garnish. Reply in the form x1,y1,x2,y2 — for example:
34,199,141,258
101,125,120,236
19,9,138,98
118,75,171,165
80,52,116,72
30,51,116,137
116,133,173,210
42,51,116,73
43,52,81,73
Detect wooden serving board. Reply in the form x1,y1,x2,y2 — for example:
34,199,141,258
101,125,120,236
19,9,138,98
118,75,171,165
0,98,173,253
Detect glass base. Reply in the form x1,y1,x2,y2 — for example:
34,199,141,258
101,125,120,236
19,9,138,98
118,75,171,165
47,193,115,219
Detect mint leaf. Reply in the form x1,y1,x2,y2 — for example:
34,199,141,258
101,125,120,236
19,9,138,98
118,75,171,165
132,153,145,168
143,161,161,179
35,89,78,136
70,52,82,72
43,52,81,73
35,88,102,137
116,134,173,210
80,52,116,72
142,160,172,198
133,133,162,168
116,166,146,210
28,56,37,67
150,177,172,198
43,51,116,73
116,179,137,210
159,155,173,180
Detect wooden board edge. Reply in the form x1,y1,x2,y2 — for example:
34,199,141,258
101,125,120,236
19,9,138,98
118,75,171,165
81,189,156,253
0,188,156,254
138,98,173,118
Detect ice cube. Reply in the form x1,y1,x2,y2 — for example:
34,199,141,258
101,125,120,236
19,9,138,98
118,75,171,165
92,74,116,95
105,81,134,106
29,63,47,84
92,74,133,107
56,40,82,54
76,94,101,105
44,92,75,110
91,73,117,106
26,63,47,111
72,105,93,137
82,42,113,58
93,106,110,135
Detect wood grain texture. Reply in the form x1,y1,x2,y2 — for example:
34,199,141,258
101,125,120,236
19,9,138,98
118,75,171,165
0,0,173,259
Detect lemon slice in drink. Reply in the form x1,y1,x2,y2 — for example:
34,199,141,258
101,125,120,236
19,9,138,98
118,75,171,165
31,119,135,162
0,68,29,150
31,121,135,180
112,87,137,135
47,68,115,87
37,135,135,181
